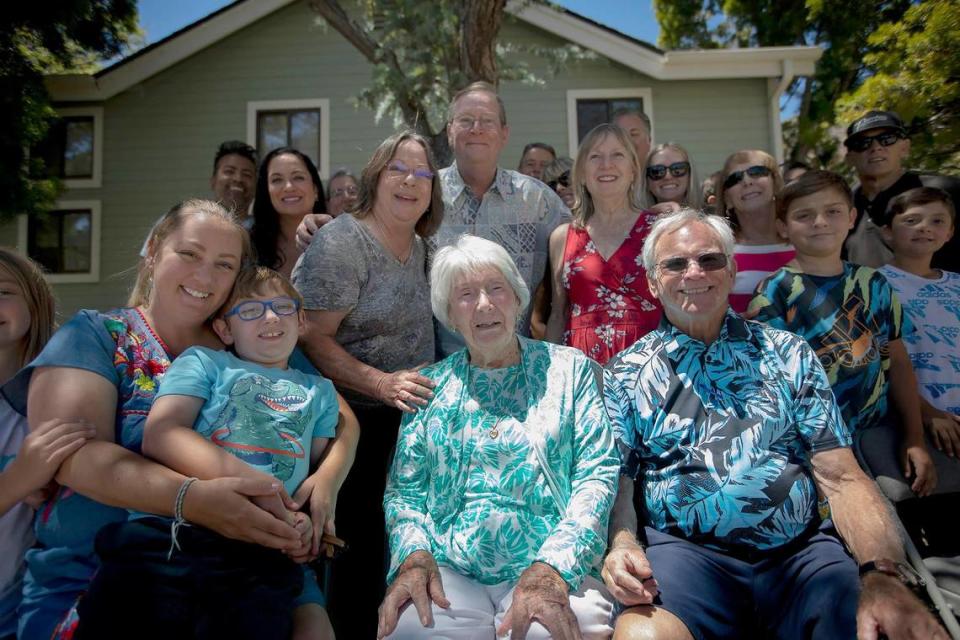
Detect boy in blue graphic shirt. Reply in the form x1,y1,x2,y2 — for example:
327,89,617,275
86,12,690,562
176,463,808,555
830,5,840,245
879,187,960,457
75,267,353,640
748,170,936,496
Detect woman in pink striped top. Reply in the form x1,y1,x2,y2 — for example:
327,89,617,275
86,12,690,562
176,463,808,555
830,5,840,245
716,150,795,312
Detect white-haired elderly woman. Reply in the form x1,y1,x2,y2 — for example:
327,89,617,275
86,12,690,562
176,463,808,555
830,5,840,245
377,235,619,640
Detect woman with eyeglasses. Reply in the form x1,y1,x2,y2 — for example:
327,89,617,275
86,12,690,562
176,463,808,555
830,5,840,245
640,143,703,213
544,157,575,208
291,131,443,637
251,147,327,281
545,124,661,364
716,149,795,312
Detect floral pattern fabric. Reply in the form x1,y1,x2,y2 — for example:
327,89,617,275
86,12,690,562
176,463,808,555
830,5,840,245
562,213,661,365
384,338,619,590
603,311,852,553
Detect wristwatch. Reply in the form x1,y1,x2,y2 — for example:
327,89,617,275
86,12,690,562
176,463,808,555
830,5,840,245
859,559,926,592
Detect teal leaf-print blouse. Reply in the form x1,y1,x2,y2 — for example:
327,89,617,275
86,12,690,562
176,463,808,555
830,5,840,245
384,337,619,590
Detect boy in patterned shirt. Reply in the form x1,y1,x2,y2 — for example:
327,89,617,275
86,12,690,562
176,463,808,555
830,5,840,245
748,170,936,495
879,187,960,457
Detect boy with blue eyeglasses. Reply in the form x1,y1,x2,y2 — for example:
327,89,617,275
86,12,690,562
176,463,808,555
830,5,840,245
74,266,352,640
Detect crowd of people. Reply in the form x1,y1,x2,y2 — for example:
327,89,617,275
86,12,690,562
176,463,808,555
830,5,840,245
1,79,958,640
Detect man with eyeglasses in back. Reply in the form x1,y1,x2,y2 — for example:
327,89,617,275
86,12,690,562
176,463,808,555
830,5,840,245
325,168,359,217
844,110,960,271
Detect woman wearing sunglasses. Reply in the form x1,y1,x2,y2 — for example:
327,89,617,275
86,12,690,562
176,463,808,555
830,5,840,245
544,156,575,208
545,124,661,364
716,149,795,312
292,131,443,637
640,143,703,213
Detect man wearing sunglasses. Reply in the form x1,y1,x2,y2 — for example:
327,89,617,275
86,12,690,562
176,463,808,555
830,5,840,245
601,208,947,640
845,110,960,271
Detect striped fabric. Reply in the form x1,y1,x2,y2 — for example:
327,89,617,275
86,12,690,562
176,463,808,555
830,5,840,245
729,242,795,312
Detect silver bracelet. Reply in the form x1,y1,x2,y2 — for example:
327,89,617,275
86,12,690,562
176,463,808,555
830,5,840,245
168,477,198,560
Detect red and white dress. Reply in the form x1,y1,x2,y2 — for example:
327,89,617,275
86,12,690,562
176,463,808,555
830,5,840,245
729,242,796,313
562,212,661,365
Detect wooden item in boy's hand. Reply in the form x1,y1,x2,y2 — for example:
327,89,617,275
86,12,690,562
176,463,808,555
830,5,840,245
320,533,347,559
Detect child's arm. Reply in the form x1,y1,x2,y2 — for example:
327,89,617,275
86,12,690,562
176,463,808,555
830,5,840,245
888,338,937,496
293,393,360,556
0,418,95,515
920,396,960,458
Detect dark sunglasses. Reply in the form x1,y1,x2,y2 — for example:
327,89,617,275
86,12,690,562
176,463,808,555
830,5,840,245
846,131,903,153
646,162,690,181
547,172,571,190
658,252,729,275
723,165,772,190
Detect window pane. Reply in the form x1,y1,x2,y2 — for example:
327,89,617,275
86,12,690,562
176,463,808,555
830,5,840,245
290,110,320,170
609,99,644,118
27,209,92,274
30,121,67,179
63,118,94,178
576,100,610,143
257,113,289,156
28,212,63,273
62,212,92,272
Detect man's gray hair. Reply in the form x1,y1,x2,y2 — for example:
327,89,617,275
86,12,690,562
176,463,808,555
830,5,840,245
431,235,530,331
641,208,736,273
329,167,355,181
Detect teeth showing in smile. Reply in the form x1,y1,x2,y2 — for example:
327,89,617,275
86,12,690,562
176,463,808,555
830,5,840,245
681,286,710,294
260,331,284,338
182,286,210,299
475,321,500,328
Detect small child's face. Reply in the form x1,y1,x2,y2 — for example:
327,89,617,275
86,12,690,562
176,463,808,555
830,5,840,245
882,202,955,260
215,287,304,368
777,188,856,259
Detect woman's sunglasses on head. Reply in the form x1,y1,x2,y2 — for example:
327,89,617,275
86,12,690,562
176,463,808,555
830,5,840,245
723,165,771,190
548,172,570,190
646,161,690,181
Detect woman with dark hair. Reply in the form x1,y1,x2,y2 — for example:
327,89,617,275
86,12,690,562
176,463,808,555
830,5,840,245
292,130,443,638
252,147,326,280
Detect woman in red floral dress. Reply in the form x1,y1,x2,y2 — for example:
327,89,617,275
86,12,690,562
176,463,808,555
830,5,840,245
546,124,661,365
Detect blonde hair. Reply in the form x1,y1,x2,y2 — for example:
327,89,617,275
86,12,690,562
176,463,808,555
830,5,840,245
571,124,644,226
218,266,302,317
715,150,783,231
129,199,254,307
640,143,703,210
0,248,56,368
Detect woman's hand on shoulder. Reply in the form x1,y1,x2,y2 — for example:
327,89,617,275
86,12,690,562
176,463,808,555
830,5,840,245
377,550,449,638
296,213,334,252
497,562,580,640
376,366,436,413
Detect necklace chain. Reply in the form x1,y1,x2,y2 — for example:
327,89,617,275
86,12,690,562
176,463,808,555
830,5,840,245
464,340,529,440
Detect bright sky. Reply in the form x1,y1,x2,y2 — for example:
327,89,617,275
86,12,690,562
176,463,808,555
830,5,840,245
134,0,661,49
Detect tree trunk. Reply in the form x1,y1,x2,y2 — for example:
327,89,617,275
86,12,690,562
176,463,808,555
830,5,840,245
460,0,506,84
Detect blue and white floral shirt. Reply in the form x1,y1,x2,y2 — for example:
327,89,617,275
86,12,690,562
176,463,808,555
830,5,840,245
384,337,618,589
603,310,852,553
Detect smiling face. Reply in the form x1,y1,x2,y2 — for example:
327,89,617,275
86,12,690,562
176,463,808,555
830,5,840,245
647,147,690,204
519,147,555,180
648,222,735,332
724,152,776,218
267,153,319,218
583,133,635,201
778,187,856,259
373,140,434,228
326,174,359,217
846,127,910,181
0,266,32,356
148,214,243,323
882,201,955,261
448,265,520,364
446,90,509,166
210,153,256,214
214,284,304,369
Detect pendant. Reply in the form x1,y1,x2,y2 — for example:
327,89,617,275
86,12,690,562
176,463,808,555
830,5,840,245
489,425,500,439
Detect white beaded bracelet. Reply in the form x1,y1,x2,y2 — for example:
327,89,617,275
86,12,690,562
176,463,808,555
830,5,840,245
167,476,198,560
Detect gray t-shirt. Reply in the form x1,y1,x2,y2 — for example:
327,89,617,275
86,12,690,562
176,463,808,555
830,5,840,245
292,213,434,407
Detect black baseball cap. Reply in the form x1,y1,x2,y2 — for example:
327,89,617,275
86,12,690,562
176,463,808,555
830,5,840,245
844,111,907,148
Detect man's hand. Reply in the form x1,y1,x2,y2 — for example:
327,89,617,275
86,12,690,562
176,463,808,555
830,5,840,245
601,541,659,606
901,442,937,497
496,562,580,640
377,550,449,639
857,572,948,639
295,213,333,252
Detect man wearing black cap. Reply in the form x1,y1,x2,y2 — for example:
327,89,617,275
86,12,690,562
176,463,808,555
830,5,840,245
844,110,960,271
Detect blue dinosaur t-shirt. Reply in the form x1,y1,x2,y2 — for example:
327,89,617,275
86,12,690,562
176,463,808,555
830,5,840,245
158,346,338,496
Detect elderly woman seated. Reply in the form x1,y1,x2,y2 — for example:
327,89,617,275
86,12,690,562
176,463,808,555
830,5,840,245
376,234,619,640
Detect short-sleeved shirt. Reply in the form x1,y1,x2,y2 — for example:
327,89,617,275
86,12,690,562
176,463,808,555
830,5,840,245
157,347,339,496
749,263,905,433
604,310,851,553
729,243,795,313
879,265,960,414
433,164,570,356
292,213,433,408
0,395,33,638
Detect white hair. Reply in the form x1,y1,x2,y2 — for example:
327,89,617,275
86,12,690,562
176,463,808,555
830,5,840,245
431,234,530,331
641,208,736,273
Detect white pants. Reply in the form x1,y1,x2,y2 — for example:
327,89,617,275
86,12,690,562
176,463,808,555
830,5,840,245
386,566,614,639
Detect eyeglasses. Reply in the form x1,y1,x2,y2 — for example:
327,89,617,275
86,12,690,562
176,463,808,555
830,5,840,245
547,172,571,190
331,186,358,198
657,252,729,275
646,162,690,181
846,131,903,153
451,115,500,131
385,161,434,181
223,297,300,321
723,165,772,190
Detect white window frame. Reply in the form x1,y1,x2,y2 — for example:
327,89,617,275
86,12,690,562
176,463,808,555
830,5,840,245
565,88,654,157
17,199,102,283
56,106,104,189
246,99,330,179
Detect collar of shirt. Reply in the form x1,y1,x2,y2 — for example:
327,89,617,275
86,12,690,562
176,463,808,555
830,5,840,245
442,163,517,205
659,308,753,361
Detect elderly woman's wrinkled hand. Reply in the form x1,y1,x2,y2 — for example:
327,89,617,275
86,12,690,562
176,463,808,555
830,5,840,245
377,550,450,638
601,542,659,606
376,367,435,413
496,562,580,640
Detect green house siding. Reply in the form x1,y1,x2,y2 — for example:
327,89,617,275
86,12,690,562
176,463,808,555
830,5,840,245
11,0,773,316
